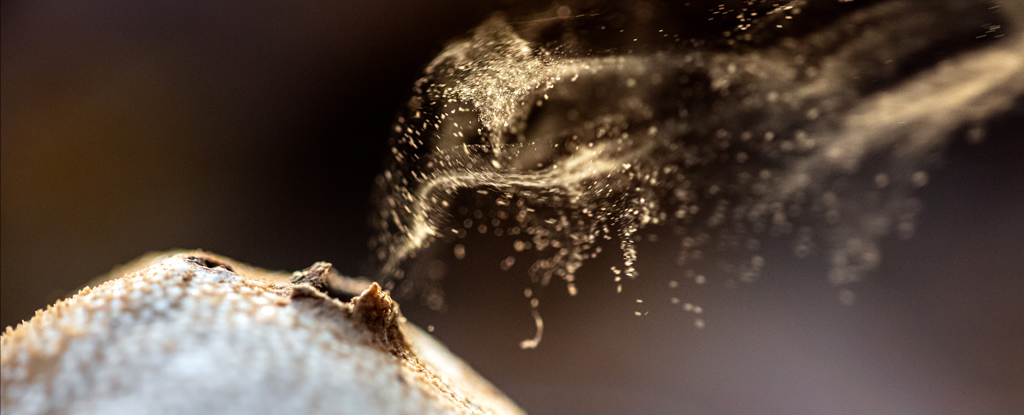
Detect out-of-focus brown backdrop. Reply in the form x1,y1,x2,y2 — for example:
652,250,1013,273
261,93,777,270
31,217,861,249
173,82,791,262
3,1,1023,414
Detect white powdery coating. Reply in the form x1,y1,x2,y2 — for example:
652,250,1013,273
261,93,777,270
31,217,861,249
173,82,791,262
0,253,523,415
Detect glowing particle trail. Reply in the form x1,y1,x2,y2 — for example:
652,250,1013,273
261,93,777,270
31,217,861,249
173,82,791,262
371,1,1024,345
519,299,544,349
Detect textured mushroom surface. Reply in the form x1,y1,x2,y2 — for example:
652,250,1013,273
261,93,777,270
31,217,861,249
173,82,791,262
0,252,524,415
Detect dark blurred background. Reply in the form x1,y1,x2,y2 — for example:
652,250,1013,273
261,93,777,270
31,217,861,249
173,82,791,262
2,1,1022,414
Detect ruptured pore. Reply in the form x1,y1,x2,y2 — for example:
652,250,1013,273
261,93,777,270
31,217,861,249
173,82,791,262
0,251,524,415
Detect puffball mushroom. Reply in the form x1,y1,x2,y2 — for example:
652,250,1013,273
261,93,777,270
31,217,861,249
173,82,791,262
0,252,524,415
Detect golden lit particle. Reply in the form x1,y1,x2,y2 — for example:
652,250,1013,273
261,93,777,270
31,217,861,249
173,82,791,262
911,171,929,188
500,256,516,271
874,173,890,188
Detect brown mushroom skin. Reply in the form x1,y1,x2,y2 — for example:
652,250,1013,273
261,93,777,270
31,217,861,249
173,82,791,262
0,252,523,415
